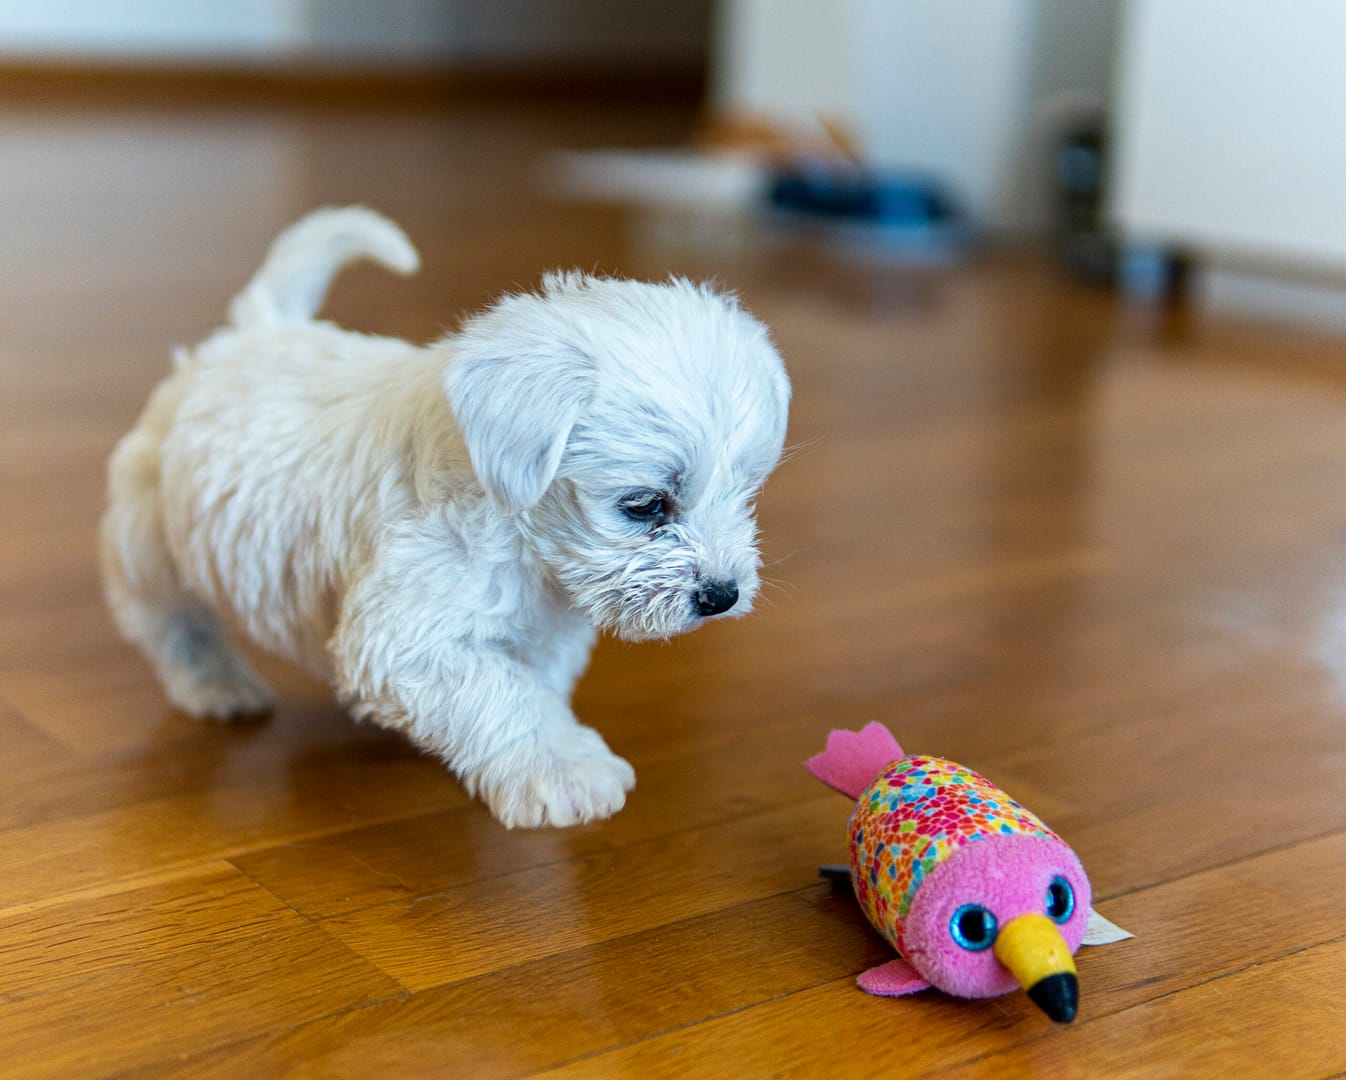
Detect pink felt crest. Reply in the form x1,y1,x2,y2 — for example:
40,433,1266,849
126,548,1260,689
805,722,904,800
856,958,931,997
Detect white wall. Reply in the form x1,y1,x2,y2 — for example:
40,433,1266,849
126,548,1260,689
1111,0,1346,271
710,0,853,128
853,0,1040,228
0,0,306,61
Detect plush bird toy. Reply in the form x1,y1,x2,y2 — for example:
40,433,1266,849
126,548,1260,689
807,723,1094,1023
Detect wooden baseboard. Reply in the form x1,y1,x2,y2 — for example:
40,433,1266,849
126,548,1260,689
0,55,708,109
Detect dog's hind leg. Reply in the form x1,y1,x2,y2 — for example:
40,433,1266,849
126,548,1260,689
101,422,274,721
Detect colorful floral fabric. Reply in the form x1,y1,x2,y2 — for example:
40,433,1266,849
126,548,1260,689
848,755,1060,955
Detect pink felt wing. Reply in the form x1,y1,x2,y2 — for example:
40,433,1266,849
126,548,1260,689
856,958,931,997
805,722,904,800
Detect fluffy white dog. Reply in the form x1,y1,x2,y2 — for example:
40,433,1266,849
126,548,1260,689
101,208,790,828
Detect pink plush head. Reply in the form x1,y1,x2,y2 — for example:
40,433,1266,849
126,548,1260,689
902,834,1090,998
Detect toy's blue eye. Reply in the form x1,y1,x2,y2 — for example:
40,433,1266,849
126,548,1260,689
950,904,998,951
1046,876,1075,923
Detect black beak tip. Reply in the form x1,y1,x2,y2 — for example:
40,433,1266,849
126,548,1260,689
1027,972,1079,1024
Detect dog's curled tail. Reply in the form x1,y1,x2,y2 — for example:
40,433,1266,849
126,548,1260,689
228,206,420,329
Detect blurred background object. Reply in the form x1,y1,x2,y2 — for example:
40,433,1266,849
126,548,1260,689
5,0,1346,333
709,0,1120,235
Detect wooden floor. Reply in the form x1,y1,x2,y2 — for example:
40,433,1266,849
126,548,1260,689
3,91,1346,1078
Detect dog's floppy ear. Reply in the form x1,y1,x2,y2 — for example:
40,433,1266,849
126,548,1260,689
445,323,596,515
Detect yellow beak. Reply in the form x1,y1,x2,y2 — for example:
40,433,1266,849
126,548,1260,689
993,913,1079,1023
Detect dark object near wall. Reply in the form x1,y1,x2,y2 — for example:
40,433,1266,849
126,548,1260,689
1054,121,1117,282
766,161,965,260
1054,119,1187,300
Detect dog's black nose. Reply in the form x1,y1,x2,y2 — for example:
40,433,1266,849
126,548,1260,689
695,581,739,617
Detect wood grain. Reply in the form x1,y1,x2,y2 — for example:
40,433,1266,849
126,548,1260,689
130,889,889,1079
0,865,404,1076
3,92,1346,1077
932,937,1346,1080
528,832,1346,1077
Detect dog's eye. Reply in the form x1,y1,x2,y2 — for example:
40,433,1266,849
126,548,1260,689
621,492,667,522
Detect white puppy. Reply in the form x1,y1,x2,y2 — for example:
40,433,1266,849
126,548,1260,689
101,208,790,828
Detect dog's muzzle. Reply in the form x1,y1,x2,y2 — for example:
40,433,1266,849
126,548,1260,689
694,580,739,617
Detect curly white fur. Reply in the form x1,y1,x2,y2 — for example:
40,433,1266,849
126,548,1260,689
101,207,790,828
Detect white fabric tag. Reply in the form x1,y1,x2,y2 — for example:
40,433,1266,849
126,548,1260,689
1081,907,1135,946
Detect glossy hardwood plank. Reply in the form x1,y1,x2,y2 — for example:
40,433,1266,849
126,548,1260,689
230,725,850,920
318,798,840,991
0,865,404,1077
0,695,70,777
0,754,464,907
1065,830,1346,1018
531,831,1346,1079
1,862,296,982
129,889,888,1079
171,832,1346,1077
931,937,1346,1080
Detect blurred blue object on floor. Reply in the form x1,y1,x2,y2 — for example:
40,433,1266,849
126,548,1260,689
766,161,966,261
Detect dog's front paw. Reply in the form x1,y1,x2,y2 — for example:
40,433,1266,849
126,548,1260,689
475,724,636,829
163,654,275,722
